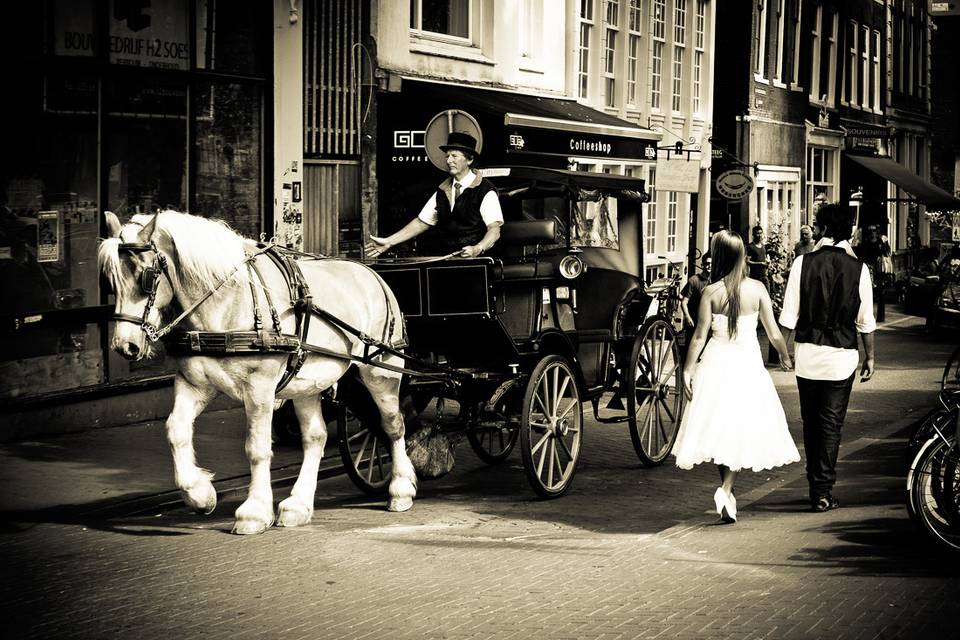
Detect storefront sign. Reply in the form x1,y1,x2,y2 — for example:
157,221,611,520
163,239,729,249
109,0,189,70
505,127,657,162
37,212,61,263
656,153,701,193
715,170,755,200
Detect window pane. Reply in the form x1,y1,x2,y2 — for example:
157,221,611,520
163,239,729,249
419,0,469,38
105,75,187,215
0,72,100,374
196,0,267,75
194,81,263,238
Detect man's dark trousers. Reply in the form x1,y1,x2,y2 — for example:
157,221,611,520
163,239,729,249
797,373,855,501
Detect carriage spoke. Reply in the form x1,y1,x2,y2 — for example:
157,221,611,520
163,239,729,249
366,438,378,481
353,432,372,468
546,439,556,487
534,391,550,418
536,433,551,475
657,395,677,423
552,367,560,416
530,430,551,456
553,443,565,485
556,432,574,461
555,374,571,410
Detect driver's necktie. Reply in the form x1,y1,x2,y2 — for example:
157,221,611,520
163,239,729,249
453,182,461,207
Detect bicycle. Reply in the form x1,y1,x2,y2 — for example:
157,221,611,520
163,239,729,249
942,342,960,392
906,388,960,554
645,256,687,336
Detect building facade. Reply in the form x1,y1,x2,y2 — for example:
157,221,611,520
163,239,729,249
0,1,301,433
711,0,958,273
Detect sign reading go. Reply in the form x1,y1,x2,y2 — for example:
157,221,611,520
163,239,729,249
715,170,755,200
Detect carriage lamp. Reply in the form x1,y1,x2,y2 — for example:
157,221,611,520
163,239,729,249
560,254,585,279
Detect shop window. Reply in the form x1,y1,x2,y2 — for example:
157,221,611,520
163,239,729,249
196,0,267,75
105,74,188,216
194,81,263,238
0,71,101,397
410,0,470,41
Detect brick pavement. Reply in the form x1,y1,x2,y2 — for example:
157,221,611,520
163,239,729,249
1,308,958,640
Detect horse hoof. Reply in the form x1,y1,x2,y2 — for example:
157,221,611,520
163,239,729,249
231,519,272,535
182,487,217,515
277,499,313,527
388,497,413,512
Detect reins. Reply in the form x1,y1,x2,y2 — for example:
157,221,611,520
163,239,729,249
111,218,465,392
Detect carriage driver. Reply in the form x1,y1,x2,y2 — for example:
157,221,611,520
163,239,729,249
365,131,503,258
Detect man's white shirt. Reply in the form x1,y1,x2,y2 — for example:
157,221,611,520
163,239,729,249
417,171,504,227
778,238,876,381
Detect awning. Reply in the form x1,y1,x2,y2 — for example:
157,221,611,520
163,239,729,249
846,153,960,211
401,78,660,163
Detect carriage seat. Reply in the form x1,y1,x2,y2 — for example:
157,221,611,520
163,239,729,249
497,218,557,280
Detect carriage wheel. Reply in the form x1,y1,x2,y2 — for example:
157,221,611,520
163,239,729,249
336,399,393,496
519,355,583,498
467,383,521,465
628,318,684,466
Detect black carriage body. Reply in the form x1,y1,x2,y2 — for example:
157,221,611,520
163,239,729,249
373,166,655,399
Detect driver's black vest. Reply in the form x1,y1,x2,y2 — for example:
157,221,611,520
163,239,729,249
795,246,863,349
430,176,497,253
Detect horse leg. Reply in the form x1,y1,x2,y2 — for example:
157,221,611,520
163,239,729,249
359,366,417,512
277,395,327,527
167,375,218,514
233,389,277,535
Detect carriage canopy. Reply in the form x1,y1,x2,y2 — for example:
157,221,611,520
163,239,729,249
479,166,649,278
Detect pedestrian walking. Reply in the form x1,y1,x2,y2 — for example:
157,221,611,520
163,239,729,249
680,252,711,354
779,203,876,513
746,225,770,289
793,224,815,257
672,231,799,524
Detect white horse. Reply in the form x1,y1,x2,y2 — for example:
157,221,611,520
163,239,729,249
99,210,417,534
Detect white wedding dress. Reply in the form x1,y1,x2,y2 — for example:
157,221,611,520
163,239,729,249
672,311,800,472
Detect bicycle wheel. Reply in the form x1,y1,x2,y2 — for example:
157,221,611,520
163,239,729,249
907,435,960,554
942,343,960,391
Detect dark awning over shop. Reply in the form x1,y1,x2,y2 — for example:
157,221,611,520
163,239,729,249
846,153,960,211
401,79,660,163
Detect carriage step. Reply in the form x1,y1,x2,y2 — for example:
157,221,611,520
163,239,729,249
594,415,630,424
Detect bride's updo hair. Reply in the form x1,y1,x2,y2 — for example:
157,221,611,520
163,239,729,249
709,230,747,338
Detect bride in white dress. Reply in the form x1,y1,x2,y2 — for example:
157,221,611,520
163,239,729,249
672,230,800,523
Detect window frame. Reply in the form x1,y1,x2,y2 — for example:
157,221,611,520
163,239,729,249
409,0,473,45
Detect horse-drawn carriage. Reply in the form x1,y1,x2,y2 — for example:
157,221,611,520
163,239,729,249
99,165,684,534
335,166,685,498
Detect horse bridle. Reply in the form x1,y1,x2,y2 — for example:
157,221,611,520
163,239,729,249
112,240,171,342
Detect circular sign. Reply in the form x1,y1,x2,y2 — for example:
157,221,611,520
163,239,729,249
424,110,483,172
715,170,755,200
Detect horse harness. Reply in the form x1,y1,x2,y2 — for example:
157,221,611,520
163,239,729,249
112,239,430,393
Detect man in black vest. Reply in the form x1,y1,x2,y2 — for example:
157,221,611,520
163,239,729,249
366,131,503,258
778,203,876,512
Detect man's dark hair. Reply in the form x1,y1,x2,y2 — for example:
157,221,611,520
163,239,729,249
752,225,763,234
815,203,853,242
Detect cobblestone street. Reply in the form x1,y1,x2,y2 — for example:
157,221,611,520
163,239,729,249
2,311,959,640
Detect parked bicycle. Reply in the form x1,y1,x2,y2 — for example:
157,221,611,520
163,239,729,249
906,388,960,554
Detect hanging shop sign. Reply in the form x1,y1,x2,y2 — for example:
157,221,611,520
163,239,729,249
715,170,755,200
656,152,701,193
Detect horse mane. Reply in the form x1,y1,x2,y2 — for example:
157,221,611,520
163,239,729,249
151,211,250,292
98,210,253,298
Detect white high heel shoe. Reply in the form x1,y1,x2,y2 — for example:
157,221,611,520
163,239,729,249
713,487,737,523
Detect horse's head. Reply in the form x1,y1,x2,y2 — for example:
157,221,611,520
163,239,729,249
100,211,177,360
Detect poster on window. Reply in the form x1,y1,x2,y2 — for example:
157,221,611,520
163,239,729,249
108,0,189,70
37,211,61,263
572,197,619,250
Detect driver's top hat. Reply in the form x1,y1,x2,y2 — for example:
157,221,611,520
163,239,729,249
439,131,480,158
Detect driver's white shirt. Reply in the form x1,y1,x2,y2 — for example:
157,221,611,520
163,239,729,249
416,171,504,227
